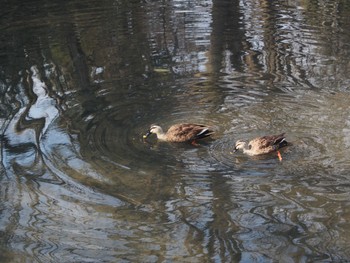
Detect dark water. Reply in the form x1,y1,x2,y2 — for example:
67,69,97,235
1,0,350,262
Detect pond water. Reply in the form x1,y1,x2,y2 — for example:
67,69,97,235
1,0,350,262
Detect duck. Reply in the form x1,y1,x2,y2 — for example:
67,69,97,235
234,133,288,161
143,123,215,143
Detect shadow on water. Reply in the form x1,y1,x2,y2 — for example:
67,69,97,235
1,0,350,262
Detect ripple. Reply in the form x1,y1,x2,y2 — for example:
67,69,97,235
208,127,337,179
2,0,350,261
209,135,285,177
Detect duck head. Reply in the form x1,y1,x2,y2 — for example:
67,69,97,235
234,140,246,152
143,125,163,139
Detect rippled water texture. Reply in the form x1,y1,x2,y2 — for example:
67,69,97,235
1,0,350,262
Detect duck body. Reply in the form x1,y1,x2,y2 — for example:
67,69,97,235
234,133,288,156
143,123,214,143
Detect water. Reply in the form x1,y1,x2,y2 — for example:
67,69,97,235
1,0,350,262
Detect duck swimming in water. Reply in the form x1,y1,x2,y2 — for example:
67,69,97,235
234,133,288,161
143,123,214,144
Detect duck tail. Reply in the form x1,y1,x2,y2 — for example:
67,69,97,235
196,128,214,139
274,134,288,148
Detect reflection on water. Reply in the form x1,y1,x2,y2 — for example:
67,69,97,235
1,0,350,262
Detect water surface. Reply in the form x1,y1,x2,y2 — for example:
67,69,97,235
1,0,350,262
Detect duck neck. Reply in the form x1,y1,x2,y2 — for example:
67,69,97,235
155,129,167,141
156,133,167,141
241,143,254,155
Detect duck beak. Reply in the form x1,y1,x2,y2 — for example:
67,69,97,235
143,130,151,139
233,146,238,153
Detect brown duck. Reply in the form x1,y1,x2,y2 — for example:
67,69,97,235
143,123,214,143
234,133,288,160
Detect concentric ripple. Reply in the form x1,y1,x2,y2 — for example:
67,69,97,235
208,79,350,178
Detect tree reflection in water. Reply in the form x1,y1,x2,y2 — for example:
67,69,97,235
1,0,350,262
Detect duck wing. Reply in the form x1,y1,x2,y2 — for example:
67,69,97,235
167,123,214,142
259,133,287,149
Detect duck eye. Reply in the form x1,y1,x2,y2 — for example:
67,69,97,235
248,144,252,150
